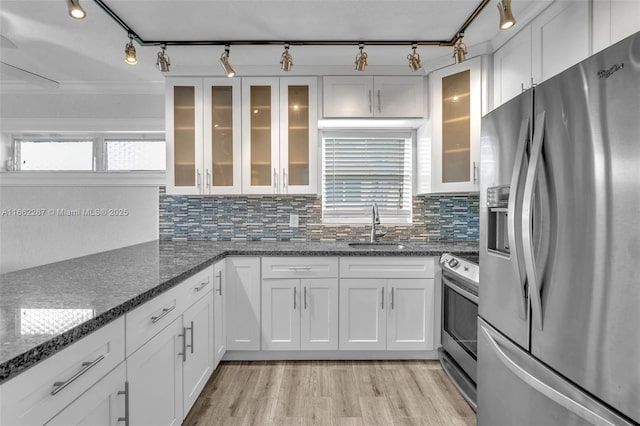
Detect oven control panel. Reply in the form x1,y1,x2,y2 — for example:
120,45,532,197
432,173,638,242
439,253,479,287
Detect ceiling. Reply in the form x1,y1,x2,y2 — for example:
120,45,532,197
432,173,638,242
0,0,552,90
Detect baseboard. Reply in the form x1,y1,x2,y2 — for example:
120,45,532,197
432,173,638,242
222,350,439,361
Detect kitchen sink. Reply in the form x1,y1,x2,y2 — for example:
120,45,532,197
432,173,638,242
348,242,408,250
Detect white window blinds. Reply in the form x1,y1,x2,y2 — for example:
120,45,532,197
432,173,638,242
322,132,412,223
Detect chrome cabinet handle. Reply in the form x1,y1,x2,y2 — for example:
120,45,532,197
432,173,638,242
304,286,307,310
197,169,201,188
282,167,287,193
51,354,105,395
273,168,278,190
381,287,385,310
293,286,297,310
368,90,372,114
287,266,312,271
216,271,223,295
117,381,130,426
507,117,531,321
178,327,187,362
473,161,478,184
523,111,546,331
377,89,382,113
151,305,175,323
391,287,395,310
187,321,194,354
206,169,211,188
194,276,210,292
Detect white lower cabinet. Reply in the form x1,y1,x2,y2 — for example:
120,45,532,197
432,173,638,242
339,279,387,350
261,278,339,351
226,257,262,350
213,259,227,367
128,317,184,426
386,279,434,351
45,362,127,426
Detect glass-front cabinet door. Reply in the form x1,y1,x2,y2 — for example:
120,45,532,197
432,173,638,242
166,78,204,195
203,78,241,194
279,77,317,194
429,56,481,193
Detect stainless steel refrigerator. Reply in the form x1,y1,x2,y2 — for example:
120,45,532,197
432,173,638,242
478,31,640,425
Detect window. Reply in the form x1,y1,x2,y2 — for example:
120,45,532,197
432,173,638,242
105,139,166,171
322,131,412,224
17,139,94,171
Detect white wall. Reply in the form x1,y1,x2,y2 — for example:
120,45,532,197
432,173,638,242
0,186,159,273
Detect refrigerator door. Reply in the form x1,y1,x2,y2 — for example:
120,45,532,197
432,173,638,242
527,32,640,423
479,90,531,350
477,319,636,426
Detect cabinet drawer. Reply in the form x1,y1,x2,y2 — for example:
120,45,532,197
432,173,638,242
126,283,183,356
262,257,339,279
340,257,434,279
0,317,125,426
181,266,214,309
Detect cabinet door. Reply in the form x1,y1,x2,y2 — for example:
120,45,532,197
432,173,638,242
242,77,280,194
322,76,374,118
203,78,242,194
45,363,126,426
226,257,261,350
128,317,183,426
279,77,318,194
166,78,204,195
213,259,226,367
301,278,339,350
262,279,300,351
182,293,214,415
430,56,481,193
339,279,386,350
386,279,434,351
374,76,424,118
493,26,532,109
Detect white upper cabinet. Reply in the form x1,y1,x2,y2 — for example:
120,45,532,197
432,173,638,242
323,76,424,118
493,26,532,108
429,56,481,193
242,77,318,194
166,77,242,195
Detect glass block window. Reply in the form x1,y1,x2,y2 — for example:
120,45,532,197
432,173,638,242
106,139,166,171
18,140,93,171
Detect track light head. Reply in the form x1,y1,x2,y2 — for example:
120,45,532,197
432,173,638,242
354,44,368,72
219,45,236,78
452,35,468,64
157,44,170,72
408,44,422,72
497,0,516,30
280,44,293,72
124,34,137,65
67,0,86,19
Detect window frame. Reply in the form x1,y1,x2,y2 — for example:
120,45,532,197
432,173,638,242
321,130,414,225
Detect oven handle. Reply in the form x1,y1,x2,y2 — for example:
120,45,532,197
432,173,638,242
442,275,478,304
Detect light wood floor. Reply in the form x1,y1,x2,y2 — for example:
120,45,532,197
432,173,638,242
183,360,476,426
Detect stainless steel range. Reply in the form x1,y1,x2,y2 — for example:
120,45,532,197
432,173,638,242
439,253,479,410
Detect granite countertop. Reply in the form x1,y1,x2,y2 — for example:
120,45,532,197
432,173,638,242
0,239,478,384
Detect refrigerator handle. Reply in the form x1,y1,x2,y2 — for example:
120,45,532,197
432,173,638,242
480,323,631,426
507,117,530,320
522,111,546,330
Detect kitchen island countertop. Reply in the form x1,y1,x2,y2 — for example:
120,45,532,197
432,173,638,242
0,239,478,383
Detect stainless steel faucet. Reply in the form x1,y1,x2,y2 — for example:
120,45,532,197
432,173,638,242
370,202,386,242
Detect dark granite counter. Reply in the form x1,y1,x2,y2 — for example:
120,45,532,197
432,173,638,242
0,239,478,383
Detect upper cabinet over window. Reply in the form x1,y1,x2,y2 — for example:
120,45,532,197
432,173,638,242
241,77,318,195
166,77,241,195
322,76,424,118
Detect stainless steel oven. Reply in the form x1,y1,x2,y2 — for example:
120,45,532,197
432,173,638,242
439,253,479,410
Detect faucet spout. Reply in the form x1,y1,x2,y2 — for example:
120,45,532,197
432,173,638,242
370,202,381,242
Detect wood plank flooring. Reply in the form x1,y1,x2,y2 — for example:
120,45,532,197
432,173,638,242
183,361,476,426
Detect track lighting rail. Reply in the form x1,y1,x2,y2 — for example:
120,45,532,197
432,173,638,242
92,0,491,48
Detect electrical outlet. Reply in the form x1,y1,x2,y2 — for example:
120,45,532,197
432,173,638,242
289,214,299,228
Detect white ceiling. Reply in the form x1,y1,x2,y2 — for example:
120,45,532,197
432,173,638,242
0,0,553,90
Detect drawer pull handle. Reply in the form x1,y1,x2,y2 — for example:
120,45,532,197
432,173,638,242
150,305,175,323
117,381,129,426
287,266,312,271
51,354,105,395
194,277,210,292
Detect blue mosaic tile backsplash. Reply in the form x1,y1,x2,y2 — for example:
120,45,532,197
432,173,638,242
159,187,479,242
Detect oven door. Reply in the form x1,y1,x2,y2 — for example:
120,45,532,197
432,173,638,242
442,274,479,382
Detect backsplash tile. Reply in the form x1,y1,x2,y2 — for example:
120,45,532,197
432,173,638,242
159,187,478,241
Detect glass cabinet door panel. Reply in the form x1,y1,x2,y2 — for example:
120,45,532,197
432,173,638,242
442,70,471,183
250,86,272,186
287,85,310,186
211,86,234,187
174,86,196,186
